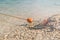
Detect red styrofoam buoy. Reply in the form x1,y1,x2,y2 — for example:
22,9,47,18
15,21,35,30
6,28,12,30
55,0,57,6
27,18,33,23
41,19,48,25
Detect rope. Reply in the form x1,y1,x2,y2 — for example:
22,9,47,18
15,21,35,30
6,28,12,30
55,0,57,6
0,13,39,23
0,13,26,20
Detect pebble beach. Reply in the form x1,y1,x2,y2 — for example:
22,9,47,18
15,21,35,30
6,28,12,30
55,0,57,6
0,14,60,40
0,0,60,40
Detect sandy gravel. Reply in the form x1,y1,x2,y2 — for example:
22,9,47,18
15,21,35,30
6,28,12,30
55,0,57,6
0,14,60,40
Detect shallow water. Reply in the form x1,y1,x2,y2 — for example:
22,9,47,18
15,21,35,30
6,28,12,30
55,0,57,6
0,0,60,19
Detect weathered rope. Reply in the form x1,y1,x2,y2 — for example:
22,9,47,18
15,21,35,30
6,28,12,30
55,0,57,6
0,13,26,20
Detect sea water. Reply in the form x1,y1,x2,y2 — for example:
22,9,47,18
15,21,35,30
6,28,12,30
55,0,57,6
0,0,60,19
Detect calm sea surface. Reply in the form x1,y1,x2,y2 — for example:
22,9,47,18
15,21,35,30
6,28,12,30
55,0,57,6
0,0,60,19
